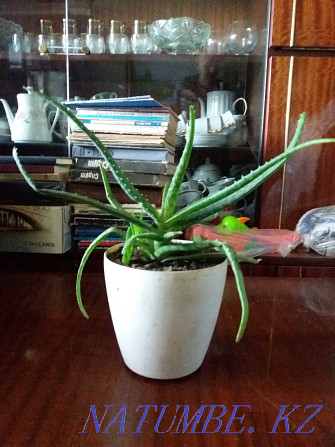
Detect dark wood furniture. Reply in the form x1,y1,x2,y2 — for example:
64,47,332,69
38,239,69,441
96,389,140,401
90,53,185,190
1,0,334,272
1,247,334,277
1,271,334,446
259,0,335,229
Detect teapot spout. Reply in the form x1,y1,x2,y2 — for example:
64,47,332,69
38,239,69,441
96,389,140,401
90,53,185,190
0,99,14,131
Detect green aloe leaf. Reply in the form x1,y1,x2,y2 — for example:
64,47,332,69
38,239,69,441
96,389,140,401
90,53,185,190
76,227,125,318
161,106,195,220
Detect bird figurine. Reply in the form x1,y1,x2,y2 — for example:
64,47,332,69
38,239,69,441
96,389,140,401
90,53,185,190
218,216,250,230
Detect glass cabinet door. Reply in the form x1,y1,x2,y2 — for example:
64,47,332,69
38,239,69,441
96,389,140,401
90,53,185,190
0,0,270,223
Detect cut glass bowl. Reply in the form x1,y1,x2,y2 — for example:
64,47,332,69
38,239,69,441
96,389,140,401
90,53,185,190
148,17,211,54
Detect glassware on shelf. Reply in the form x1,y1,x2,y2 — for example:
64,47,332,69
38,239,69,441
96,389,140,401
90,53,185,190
40,19,53,35
225,21,258,55
22,32,38,53
11,33,22,54
38,19,52,52
62,18,77,53
148,17,211,54
88,18,103,35
131,20,152,54
85,18,105,54
107,20,130,54
204,30,228,55
47,32,62,54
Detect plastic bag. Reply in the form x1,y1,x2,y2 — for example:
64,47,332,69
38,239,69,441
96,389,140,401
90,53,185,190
296,206,335,256
185,224,302,258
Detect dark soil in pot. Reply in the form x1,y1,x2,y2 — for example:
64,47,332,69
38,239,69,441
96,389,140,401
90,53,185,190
106,248,225,272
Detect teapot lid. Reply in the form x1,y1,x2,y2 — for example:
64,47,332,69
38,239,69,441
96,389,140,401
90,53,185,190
195,157,221,172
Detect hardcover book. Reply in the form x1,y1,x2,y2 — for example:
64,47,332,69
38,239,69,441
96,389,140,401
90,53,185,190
71,144,175,163
0,142,69,157
69,168,171,187
74,158,176,175
72,121,173,135
0,172,69,182
76,107,177,122
63,95,178,114
0,163,71,174
69,131,176,148
0,155,73,165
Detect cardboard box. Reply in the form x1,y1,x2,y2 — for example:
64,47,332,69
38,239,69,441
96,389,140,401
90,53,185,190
0,205,73,254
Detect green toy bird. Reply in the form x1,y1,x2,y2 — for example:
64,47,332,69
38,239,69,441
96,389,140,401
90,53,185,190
218,216,250,230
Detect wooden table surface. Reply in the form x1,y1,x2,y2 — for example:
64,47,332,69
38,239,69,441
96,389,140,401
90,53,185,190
0,271,334,446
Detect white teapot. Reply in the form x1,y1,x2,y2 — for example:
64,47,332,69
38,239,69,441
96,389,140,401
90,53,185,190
0,90,59,143
197,90,237,118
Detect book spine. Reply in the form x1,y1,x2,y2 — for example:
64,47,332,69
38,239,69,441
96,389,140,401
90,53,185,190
79,118,168,127
76,110,170,120
0,156,72,165
74,158,175,175
0,163,70,174
69,168,170,187
73,123,168,135
0,164,55,173
71,146,174,162
0,172,69,181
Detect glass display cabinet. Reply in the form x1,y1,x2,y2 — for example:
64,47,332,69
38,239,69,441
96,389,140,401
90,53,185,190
0,0,270,225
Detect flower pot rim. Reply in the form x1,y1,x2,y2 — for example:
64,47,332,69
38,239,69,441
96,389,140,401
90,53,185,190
104,244,228,274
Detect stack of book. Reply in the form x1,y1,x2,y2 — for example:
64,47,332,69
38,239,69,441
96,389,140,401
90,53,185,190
65,95,178,189
0,155,72,182
0,143,72,206
72,204,154,249
0,143,73,254
63,95,179,248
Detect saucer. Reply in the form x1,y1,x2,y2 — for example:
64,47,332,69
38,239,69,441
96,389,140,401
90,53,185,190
193,134,228,148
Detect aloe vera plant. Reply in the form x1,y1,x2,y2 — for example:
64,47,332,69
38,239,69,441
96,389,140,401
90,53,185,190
13,87,335,342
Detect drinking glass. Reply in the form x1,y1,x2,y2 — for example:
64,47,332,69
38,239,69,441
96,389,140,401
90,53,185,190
11,34,22,53
131,20,151,54
107,20,130,54
204,30,228,55
22,32,38,53
226,21,258,55
85,34,106,53
86,18,105,53
62,18,77,53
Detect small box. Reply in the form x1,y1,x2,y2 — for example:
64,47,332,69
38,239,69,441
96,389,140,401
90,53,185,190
0,205,73,254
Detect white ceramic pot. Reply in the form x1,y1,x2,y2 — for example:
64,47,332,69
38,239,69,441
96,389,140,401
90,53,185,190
104,246,228,380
